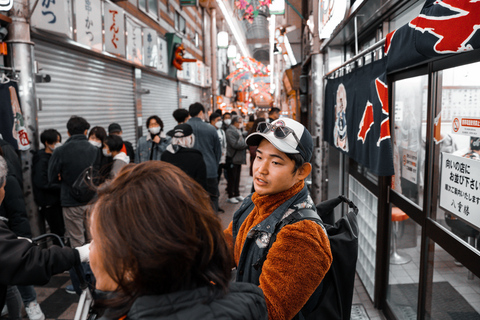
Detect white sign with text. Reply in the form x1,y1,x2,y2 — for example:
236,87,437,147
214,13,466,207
451,117,480,138
31,0,72,38
75,0,102,50
104,2,125,56
157,37,168,74
402,148,418,184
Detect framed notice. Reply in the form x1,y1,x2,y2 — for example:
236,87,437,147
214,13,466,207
440,152,480,229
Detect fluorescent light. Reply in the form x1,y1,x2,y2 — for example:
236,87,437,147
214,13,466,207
216,0,249,57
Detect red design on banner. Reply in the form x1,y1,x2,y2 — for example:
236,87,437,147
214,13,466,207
375,78,391,146
358,102,374,143
408,0,480,53
385,29,397,55
109,9,119,49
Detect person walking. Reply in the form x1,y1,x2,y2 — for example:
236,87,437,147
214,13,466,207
135,116,170,163
187,103,221,212
224,118,333,320
225,116,247,204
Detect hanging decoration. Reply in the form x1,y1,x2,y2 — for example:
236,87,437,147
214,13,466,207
234,0,272,24
226,56,269,82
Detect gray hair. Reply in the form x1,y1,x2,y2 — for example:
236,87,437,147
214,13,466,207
231,116,242,124
0,156,7,187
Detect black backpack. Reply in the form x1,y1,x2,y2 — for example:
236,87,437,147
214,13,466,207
70,150,102,204
256,195,359,320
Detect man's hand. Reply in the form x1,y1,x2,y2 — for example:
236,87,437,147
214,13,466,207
153,135,161,144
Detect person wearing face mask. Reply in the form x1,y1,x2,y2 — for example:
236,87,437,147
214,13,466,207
32,129,64,246
222,112,232,131
135,115,171,163
88,126,113,181
104,135,129,179
209,113,227,213
225,116,248,204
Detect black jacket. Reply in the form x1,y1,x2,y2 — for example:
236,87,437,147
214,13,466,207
0,175,32,238
122,282,267,320
48,134,100,207
32,149,61,207
124,140,135,164
161,147,207,190
0,138,23,189
0,220,80,308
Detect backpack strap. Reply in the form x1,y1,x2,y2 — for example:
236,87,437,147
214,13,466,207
252,208,323,271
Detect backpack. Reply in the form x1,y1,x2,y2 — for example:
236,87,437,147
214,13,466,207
256,195,359,320
70,150,102,204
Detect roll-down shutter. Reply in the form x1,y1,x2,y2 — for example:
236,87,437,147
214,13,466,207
34,39,136,146
180,82,204,109
141,72,178,133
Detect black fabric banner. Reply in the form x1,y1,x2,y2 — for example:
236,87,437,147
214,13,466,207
324,58,394,176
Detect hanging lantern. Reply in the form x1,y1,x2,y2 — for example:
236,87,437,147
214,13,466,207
227,45,237,59
217,31,229,48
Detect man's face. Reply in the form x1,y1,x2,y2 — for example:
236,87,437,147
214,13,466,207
210,116,221,126
272,111,280,120
253,139,302,195
0,181,5,204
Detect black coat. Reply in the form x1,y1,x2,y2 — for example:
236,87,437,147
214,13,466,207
48,134,100,207
0,138,23,189
0,220,79,308
32,149,61,207
124,140,135,164
161,147,207,190
0,175,31,238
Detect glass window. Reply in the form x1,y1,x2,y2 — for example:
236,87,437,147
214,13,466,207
139,0,146,11
148,0,158,17
434,61,480,251
392,75,428,207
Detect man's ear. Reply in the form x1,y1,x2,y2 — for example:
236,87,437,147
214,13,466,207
296,162,312,180
84,129,88,136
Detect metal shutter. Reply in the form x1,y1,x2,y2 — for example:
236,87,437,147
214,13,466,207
180,82,205,109
141,72,178,133
34,40,136,146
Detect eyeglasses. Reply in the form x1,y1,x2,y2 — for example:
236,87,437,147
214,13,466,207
256,121,306,156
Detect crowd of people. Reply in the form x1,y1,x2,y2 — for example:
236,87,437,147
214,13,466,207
0,103,332,320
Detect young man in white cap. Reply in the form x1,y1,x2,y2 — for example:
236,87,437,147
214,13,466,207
224,118,332,320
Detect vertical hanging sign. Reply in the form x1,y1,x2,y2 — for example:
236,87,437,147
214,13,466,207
143,28,158,68
196,61,204,86
157,37,168,74
30,0,73,38
75,0,103,50
183,53,193,80
126,19,143,65
104,2,125,56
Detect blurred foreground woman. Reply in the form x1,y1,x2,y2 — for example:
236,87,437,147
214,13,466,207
89,162,268,320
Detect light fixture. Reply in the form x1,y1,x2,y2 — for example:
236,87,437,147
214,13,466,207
227,45,237,59
270,0,285,15
217,31,229,48
216,0,249,57
283,34,297,65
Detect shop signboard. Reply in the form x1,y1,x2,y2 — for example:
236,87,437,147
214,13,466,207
440,152,480,229
401,149,418,184
157,37,168,74
318,0,348,39
182,53,193,80
451,117,480,138
30,0,73,38
0,1,12,11
196,61,204,86
104,2,125,56
143,28,158,68
205,66,211,86
75,0,102,50
126,19,142,65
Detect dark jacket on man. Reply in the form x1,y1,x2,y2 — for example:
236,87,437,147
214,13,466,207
187,117,221,179
225,125,247,165
0,175,32,238
32,149,61,207
48,134,100,207
124,140,135,163
0,138,23,189
161,147,207,190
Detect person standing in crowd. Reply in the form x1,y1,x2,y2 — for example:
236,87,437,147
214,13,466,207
161,123,207,190
32,129,64,245
225,116,247,204
0,155,90,311
210,113,227,179
224,118,332,320
104,135,129,179
88,126,107,149
247,117,266,178
172,108,190,124
108,123,134,164
135,115,170,163
268,107,280,123
48,116,99,295
88,162,268,320
187,103,221,212
222,112,232,131
245,115,255,133
0,138,22,189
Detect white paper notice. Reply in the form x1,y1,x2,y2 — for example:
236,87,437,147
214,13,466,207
402,148,418,184
452,117,480,138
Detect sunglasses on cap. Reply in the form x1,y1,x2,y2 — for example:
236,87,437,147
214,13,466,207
256,121,307,156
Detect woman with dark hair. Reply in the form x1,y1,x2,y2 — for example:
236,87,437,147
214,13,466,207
89,162,267,319
104,135,129,179
88,126,107,149
135,116,171,163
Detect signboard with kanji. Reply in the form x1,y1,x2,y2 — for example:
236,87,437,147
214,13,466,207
451,117,480,138
104,2,125,56
440,152,480,229
143,28,158,68
75,0,102,50
126,18,142,65
157,37,168,74
30,0,73,38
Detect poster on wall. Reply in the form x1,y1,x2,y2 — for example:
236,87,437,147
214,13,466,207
451,117,480,138
143,28,158,68
126,19,142,65
75,0,102,50
440,152,480,229
30,0,73,38
104,2,125,56
401,149,418,183
157,37,168,74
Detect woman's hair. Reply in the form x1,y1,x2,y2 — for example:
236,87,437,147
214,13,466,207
105,135,124,153
146,115,163,130
88,126,107,145
247,117,266,136
92,162,232,317
40,129,61,146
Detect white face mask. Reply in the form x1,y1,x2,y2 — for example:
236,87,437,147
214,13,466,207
54,142,62,149
215,121,223,129
89,140,102,148
102,149,112,157
149,126,161,135
224,119,232,126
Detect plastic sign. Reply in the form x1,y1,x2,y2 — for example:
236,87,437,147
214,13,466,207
451,117,480,138
319,0,349,39
0,0,12,11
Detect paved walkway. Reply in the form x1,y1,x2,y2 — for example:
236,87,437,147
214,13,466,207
4,162,383,320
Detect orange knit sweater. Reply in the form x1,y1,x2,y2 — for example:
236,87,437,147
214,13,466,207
225,181,332,320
